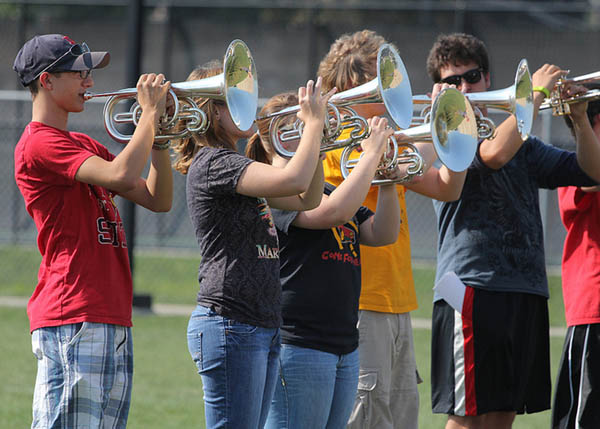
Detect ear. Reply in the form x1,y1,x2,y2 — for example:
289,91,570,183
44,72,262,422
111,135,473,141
484,71,491,90
39,72,53,90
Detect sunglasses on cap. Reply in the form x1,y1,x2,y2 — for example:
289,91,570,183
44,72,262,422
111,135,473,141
34,42,90,81
440,68,484,86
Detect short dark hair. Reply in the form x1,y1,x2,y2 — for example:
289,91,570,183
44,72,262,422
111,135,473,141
28,79,40,96
564,83,600,135
426,33,490,83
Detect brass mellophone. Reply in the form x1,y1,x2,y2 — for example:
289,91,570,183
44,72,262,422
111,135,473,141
262,43,413,159
539,71,600,115
340,88,479,185
84,39,258,144
412,59,534,142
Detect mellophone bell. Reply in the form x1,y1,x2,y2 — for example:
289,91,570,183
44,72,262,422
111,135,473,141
84,39,258,144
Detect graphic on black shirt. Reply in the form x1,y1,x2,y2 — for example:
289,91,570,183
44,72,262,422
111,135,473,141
325,222,360,266
271,184,373,355
332,222,359,257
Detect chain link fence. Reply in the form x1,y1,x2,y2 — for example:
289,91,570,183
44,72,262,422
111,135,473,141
1,1,597,297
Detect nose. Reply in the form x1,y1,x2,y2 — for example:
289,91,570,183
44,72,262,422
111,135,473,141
459,80,473,93
82,76,94,88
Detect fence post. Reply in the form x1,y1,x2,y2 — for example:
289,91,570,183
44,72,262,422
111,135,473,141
125,0,152,309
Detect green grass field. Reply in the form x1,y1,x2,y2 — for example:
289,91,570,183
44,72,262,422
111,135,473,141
1,246,567,428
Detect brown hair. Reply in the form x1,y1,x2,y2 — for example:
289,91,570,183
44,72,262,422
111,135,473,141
171,60,234,175
426,33,490,83
317,29,387,93
28,79,40,96
245,92,299,164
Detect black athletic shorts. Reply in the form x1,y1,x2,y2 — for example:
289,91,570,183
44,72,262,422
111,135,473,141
552,323,600,429
431,286,551,416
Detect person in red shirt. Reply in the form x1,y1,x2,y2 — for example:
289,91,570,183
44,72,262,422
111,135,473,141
13,34,172,428
553,90,600,429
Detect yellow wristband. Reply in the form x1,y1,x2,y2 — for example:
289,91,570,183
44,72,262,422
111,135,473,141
533,86,551,98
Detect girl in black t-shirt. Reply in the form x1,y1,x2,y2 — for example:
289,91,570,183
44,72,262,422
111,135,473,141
171,59,335,429
246,92,401,428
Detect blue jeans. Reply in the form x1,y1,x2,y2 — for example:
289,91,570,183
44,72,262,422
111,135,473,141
265,344,359,429
187,305,281,429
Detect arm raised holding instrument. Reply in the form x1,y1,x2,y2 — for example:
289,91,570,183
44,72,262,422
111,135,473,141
291,116,400,245
564,83,600,181
240,76,336,208
76,73,173,211
247,98,400,242
477,63,565,169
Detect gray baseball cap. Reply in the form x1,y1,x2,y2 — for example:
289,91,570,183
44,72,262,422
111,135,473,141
13,34,110,86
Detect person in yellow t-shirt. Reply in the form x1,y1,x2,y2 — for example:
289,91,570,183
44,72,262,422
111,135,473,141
318,29,468,429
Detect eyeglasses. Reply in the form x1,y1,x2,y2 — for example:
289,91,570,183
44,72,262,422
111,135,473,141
58,69,93,80
440,68,484,86
34,42,90,81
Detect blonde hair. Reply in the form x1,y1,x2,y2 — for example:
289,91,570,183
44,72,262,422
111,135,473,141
171,60,234,175
245,92,299,165
317,29,387,93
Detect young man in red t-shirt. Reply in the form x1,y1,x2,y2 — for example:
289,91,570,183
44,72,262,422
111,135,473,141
13,34,172,428
553,92,600,429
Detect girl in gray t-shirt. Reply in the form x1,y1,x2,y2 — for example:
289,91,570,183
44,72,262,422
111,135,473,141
170,60,335,429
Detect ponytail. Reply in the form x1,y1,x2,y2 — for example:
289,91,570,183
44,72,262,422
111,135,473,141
245,132,272,164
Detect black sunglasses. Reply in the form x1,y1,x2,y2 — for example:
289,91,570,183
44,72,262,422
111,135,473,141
440,68,484,86
34,42,90,81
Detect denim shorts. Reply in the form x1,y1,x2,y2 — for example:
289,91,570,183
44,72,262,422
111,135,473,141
31,322,133,429
187,305,281,429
